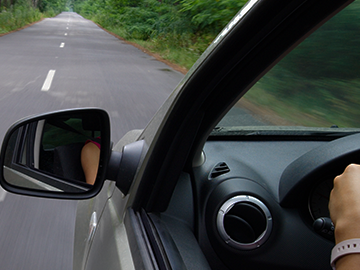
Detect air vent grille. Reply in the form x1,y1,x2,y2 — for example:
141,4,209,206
217,195,273,250
209,162,230,179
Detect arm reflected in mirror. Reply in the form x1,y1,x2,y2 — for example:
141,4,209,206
81,139,101,185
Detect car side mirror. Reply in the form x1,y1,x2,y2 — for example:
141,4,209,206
0,108,111,199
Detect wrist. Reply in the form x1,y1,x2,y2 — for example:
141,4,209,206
334,253,360,270
334,219,360,244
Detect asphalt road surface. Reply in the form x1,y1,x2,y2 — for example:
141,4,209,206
0,12,184,269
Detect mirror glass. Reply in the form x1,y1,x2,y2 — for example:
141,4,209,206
2,110,107,193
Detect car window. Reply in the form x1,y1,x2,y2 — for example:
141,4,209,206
4,129,19,167
217,0,360,135
42,118,100,150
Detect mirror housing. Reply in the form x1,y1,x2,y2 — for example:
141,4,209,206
0,108,111,199
106,140,146,195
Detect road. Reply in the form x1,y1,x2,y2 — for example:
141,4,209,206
0,12,184,269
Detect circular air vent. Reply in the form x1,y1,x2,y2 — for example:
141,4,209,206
217,195,272,250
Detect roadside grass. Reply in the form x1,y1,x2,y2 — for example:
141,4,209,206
243,87,334,127
243,80,360,128
101,26,214,71
130,38,203,71
0,6,55,35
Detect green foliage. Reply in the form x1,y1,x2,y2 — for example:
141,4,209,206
77,0,246,39
84,0,194,40
136,32,208,69
116,6,158,39
38,0,67,13
244,2,360,128
277,3,360,82
0,0,66,35
180,0,247,33
0,4,42,34
0,0,66,13
70,0,246,68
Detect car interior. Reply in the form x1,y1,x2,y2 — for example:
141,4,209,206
131,1,359,269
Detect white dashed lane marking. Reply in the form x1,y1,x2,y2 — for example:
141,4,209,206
41,70,56,91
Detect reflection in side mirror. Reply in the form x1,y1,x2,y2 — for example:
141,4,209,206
0,109,110,197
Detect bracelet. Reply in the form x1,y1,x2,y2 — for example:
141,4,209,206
331,239,360,269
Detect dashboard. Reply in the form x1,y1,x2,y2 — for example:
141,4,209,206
158,133,360,270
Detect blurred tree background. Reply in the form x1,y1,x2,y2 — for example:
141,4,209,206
244,2,360,128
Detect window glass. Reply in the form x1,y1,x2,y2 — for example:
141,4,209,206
42,118,100,150
218,1,360,133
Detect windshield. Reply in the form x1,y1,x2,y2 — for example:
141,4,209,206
217,1,360,136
